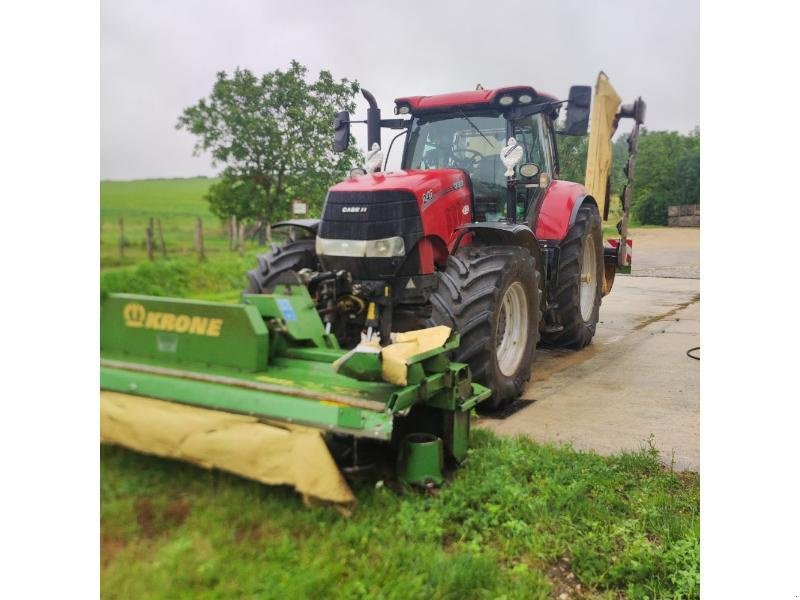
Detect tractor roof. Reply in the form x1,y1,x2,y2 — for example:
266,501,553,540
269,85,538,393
394,86,559,114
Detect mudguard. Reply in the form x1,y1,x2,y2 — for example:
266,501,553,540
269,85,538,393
453,222,544,281
534,180,597,242
272,219,321,235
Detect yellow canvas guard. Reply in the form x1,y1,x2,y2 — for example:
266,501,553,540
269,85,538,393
584,72,622,218
100,391,356,505
381,326,452,386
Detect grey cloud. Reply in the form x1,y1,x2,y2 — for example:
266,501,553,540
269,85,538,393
101,0,698,180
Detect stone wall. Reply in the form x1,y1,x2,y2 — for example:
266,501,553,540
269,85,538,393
667,204,700,227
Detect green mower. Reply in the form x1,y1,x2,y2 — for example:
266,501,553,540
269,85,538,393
100,283,489,504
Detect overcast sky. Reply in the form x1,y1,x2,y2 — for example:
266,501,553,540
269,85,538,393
101,0,699,180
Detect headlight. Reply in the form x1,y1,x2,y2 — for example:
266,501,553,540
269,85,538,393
518,94,533,104
315,236,405,258
498,95,514,106
365,236,405,257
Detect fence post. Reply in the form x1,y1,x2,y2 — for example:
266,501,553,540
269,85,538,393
156,218,167,257
195,217,206,261
146,217,154,261
118,217,125,258
237,221,246,256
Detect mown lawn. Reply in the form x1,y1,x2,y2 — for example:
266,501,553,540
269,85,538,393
101,432,699,599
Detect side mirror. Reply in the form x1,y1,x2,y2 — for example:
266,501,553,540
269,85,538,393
563,85,591,136
519,163,540,179
334,111,350,153
619,97,647,125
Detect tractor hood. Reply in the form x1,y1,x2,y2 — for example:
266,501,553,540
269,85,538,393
329,169,469,207
319,169,475,279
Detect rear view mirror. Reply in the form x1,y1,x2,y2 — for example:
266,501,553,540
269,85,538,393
334,111,350,153
619,97,647,125
563,85,591,136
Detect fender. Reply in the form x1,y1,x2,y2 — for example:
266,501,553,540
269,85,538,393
534,180,597,242
453,222,544,281
271,219,321,236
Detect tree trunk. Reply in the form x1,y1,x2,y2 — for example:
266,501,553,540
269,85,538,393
146,218,154,261
195,217,206,261
230,215,237,250
237,221,246,256
156,218,167,257
118,217,124,258
266,223,272,244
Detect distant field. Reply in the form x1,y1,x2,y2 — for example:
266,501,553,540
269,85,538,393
101,177,227,268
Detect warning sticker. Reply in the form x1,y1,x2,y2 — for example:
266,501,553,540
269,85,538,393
277,299,298,321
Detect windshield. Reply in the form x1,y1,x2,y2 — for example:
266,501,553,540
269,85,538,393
405,112,508,216
404,111,550,221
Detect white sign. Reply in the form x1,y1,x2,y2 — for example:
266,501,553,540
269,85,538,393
292,201,307,216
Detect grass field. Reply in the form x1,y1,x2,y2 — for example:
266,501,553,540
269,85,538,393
100,179,697,598
101,177,229,269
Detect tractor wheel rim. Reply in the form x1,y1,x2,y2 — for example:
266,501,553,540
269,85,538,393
495,281,529,377
580,238,597,321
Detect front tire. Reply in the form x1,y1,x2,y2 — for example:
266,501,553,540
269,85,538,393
541,202,603,349
245,237,319,293
428,246,541,412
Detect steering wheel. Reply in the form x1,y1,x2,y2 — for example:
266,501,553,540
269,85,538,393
451,148,484,169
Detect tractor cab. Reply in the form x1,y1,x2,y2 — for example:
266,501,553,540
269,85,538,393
401,107,556,223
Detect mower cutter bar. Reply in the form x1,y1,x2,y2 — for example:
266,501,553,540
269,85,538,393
101,363,395,440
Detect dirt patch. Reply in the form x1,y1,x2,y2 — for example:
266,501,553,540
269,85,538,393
134,496,192,538
101,535,127,567
134,497,157,537
165,497,191,527
234,524,264,544
531,345,599,384
633,293,699,331
547,555,586,599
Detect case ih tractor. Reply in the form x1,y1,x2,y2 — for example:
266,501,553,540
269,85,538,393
246,78,645,412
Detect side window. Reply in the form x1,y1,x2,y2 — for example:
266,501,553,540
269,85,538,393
514,114,552,175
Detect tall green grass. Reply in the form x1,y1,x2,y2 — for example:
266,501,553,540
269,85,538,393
101,432,699,599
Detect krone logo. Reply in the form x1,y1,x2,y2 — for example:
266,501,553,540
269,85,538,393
121,302,223,337
123,303,146,328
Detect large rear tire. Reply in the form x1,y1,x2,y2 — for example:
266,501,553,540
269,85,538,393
428,246,541,413
245,237,319,293
541,202,603,349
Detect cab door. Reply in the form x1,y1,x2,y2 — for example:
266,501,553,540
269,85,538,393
511,113,553,224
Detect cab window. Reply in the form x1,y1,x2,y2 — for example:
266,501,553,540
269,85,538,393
512,113,552,175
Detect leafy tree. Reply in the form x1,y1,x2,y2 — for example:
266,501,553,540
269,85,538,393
177,61,363,227
632,128,700,224
555,133,588,184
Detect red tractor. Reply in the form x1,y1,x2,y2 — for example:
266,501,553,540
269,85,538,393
246,81,645,411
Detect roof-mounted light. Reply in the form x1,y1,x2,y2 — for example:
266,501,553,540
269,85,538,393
518,94,533,104
395,103,411,115
498,95,514,106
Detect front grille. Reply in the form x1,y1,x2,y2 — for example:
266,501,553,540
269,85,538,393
318,190,423,280
319,190,422,240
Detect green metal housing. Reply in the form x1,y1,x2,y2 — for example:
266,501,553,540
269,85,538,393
100,285,490,454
